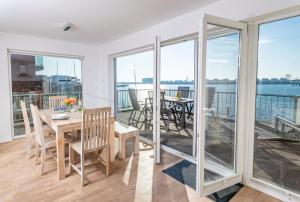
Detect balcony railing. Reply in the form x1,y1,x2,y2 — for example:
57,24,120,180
12,92,82,126
117,89,300,124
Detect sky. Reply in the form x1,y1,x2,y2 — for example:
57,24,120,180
36,56,82,81
115,15,300,83
257,15,300,80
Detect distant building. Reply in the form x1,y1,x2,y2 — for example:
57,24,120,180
142,78,153,84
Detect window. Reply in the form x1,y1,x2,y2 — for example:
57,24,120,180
253,15,300,194
115,50,154,142
10,53,82,137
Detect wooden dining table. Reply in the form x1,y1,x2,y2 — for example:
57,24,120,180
39,109,115,180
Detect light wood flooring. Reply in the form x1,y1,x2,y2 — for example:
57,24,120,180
0,139,280,202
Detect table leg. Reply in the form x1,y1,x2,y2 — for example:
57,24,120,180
182,103,186,128
56,128,65,180
119,136,126,160
134,134,139,155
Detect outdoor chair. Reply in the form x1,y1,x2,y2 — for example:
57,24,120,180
176,86,193,119
128,88,147,129
178,86,190,98
188,87,216,120
148,90,178,131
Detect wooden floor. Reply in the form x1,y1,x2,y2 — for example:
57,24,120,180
0,139,279,202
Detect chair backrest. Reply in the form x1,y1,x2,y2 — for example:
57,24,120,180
178,86,190,98
128,89,140,110
20,100,32,138
206,87,216,108
48,96,66,109
81,107,111,152
30,104,45,145
148,90,167,110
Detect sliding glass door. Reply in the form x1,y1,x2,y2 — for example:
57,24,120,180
198,15,247,195
252,15,300,197
159,38,197,159
10,52,82,137
114,49,155,144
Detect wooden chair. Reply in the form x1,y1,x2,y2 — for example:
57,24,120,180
69,107,111,186
30,104,70,175
20,100,34,159
48,96,66,109
20,100,52,159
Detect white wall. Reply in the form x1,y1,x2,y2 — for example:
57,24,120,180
0,33,107,142
99,0,300,105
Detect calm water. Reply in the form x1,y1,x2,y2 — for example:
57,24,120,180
118,83,300,96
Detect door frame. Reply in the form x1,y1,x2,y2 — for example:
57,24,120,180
158,33,199,162
244,8,300,202
197,14,248,195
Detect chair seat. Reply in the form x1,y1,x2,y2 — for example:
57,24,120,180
70,140,106,154
70,141,81,153
43,134,72,148
44,134,56,148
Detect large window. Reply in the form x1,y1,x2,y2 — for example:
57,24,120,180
253,15,300,194
10,53,82,137
115,50,154,142
160,39,196,156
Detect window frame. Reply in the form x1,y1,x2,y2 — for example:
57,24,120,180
8,49,84,139
244,8,300,202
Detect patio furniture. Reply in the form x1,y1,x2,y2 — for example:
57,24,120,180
128,88,147,129
69,107,112,186
178,86,190,98
164,96,194,128
148,91,178,131
188,87,216,120
48,96,66,109
39,109,115,180
115,121,139,160
206,87,216,120
177,86,193,119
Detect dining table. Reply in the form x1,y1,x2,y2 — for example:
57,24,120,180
164,96,194,128
39,109,115,180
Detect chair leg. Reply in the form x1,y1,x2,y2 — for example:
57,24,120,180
166,112,172,131
35,142,39,165
81,153,85,186
26,136,31,159
69,146,74,174
40,147,46,175
106,147,110,176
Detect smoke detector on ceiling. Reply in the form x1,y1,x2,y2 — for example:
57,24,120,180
63,23,74,31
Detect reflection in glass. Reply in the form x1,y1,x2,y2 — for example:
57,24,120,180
204,25,240,183
253,16,300,194
11,54,82,136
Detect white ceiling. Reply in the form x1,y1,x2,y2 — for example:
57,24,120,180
0,0,217,44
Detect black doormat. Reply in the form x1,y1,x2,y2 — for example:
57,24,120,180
162,160,243,201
